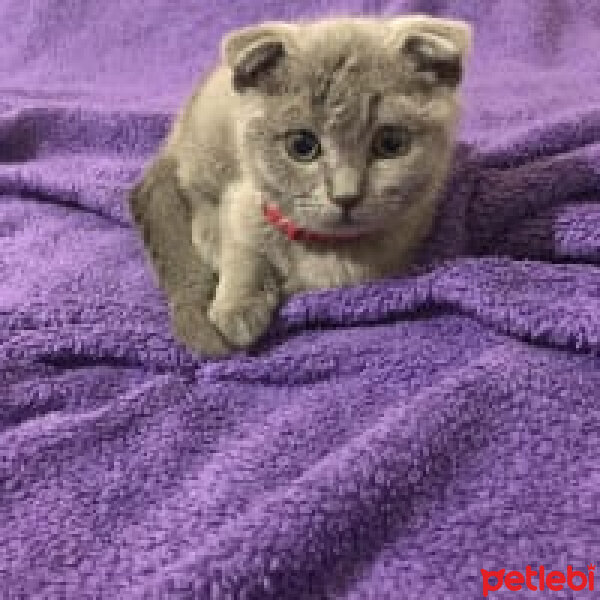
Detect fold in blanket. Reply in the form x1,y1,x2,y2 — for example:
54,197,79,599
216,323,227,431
1,1,600,598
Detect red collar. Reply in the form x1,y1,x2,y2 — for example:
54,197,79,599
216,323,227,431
262,203,373,243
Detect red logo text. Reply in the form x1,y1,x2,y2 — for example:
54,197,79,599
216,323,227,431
481,565,595,597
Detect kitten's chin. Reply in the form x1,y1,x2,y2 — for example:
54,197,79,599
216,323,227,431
262,202,384,241
313,220,381,237
306,212,390,237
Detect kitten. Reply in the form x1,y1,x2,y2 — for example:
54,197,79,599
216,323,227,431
129,15,471,356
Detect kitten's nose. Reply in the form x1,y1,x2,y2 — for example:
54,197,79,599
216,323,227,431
331,192,361,211
329,167,362,211
329,166,361,211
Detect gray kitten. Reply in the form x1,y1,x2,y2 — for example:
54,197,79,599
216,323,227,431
129,15,471,356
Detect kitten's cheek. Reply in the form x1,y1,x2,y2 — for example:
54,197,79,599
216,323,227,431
255,160,284,190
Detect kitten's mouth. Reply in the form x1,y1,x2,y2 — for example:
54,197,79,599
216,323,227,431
262,202,379,243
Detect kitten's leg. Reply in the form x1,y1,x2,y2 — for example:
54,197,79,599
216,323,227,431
128,157,230,356
208,244,280,349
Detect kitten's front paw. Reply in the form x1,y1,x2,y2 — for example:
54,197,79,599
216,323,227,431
208,292,278,349
171,302,231,358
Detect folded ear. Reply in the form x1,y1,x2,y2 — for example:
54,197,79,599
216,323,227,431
389,16,472,88
221,23,293,93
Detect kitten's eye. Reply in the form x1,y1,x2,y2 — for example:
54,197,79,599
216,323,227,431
371,125,411,159
285,130,321,162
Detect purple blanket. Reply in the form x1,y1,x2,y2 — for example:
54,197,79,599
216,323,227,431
1,1,600,598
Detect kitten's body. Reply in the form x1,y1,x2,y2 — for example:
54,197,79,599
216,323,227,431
130,16,471,355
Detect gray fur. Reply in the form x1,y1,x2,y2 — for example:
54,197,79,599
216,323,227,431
129,16,471,355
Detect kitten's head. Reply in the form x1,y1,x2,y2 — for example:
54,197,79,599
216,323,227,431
223,16,471,236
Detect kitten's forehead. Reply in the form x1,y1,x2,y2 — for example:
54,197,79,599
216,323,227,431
288,27,389,133
302,24,394,90
284,22,426,130
249,21,457,136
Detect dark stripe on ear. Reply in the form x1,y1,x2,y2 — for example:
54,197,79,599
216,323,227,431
403,34,463,88
232,40,285,92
